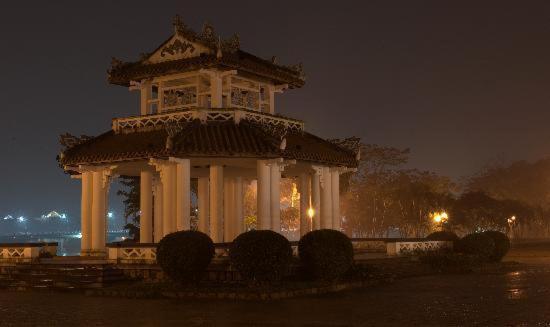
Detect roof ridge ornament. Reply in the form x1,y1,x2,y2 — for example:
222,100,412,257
201,22,216,43
173,14,187,35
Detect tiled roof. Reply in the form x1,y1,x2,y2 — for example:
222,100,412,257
108,52,305,88
60,120,357,167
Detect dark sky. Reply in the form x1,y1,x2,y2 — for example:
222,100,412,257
1,1,550,218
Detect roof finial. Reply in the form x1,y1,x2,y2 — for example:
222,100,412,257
216,37,223,59
173,15,185,35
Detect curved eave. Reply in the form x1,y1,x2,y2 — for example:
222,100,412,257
108,53,305,88
59,122,357,168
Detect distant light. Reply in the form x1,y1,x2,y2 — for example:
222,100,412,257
3,215,13,220
508,216,517,224
17,216,26,223
41,211,68,220
107,212,114,218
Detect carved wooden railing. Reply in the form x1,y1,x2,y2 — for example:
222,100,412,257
112,108,304,133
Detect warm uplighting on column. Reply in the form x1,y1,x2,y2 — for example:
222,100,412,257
307,207,315,219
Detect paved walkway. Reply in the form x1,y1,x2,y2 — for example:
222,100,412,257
1,243,550,326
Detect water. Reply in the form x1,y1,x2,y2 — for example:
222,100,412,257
0,231,129,256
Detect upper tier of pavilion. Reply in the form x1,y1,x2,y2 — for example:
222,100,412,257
58,16,359,170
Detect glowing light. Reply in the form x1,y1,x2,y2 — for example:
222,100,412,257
41,211,68,220
432,211,448,223
3,215,13,220
508,216,517,224
17,216,26,223
107,212,114,218
307,207,315,219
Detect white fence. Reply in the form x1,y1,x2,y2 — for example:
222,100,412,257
107,245,157,264
386,241,453,256
0,243,57,262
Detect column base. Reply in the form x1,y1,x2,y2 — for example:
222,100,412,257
80,249,92,256
87,249,107,257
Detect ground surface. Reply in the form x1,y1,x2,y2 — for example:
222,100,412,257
2,242,550,326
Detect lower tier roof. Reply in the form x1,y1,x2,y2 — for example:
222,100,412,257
59,120,358,168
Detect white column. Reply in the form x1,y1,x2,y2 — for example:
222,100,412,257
210,165,224,243
162,164,176,236
270,163,281,233
140,81,152,115
140,170,153,243
257,160,271,230
311,172,321,230
320,167,333,229
223,177,235,242
153,179,163,243
91,170,107,255
197,177,210,234
299,173,311,236
331,169,341,231
80,171,93,254
234,177,244,237
176,159,191,231
211,75,223,108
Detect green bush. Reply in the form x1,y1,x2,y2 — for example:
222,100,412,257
456,232,495,261
482,230,511,262
156,231,215,285
298,229,354,281
426,231,459,242
229,230,292,284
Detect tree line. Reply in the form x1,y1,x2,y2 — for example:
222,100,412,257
341,144,542,238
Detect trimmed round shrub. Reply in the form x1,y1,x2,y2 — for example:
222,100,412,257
456,232,495,261
482,230,511,262
229,230,292,284
426,231,459,242
298,229,354,281
156,231,215,285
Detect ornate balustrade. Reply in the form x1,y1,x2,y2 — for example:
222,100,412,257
112,108,304,133
386,240,453,256
0,242,58,263
107,243,157,264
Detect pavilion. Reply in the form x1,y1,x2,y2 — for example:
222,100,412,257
58,16,359,256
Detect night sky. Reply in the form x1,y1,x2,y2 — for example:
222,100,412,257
1,1,549,219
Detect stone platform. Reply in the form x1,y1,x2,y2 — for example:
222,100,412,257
0,256,126,291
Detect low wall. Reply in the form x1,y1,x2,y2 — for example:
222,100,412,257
386,241,453,256
0,242,58,262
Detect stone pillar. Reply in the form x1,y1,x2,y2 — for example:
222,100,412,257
91,170,108,255
311,172,321,230
270,163,281,233
320,167,333,229
175,159,191,231
210,165,224,243
211,75,223,108
162,164,176,236
331,169,341,231
298,173,311,236
140,170,153,243
153,179,163,243
80,171,93,254
223,177,235,242
140,80,152,115
234,177,244,237
257,160,271,230
197,177,210,234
